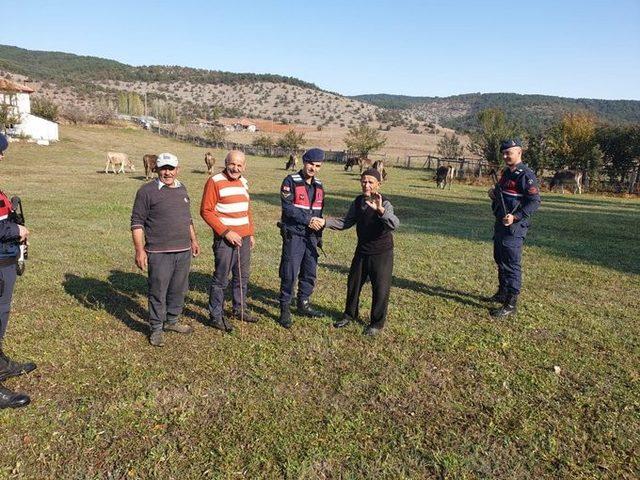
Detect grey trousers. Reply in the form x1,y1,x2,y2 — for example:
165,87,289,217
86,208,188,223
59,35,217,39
0,261,17,344
208,236,251,319
147,250,191,333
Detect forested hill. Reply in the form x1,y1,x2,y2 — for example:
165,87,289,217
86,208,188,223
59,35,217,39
0,44,320,89
352,93,640,132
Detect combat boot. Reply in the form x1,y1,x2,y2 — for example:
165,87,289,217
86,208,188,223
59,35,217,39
278,305,293,329
487,289,507,303
0,349,37,382
210,316,233,333
297,299,324,318
333,314,353,328
490,295,518,318
0,384,30,409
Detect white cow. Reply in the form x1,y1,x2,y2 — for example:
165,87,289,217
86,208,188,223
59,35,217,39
105,152,135,174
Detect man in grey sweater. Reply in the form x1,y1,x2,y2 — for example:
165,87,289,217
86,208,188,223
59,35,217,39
131,152,201,346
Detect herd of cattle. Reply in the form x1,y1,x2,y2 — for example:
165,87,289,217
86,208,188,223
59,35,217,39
104,151,585,194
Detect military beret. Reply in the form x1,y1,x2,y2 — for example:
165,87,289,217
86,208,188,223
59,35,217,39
0,133,8,153
361,168,382,182
500,138,523,151
302,148,325,163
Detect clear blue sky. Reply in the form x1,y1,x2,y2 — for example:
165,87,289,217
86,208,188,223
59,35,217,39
3,0,639,100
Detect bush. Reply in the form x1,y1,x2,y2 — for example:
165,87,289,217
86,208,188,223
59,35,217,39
61,105,87,125
31,96,59,121
204,126,227,144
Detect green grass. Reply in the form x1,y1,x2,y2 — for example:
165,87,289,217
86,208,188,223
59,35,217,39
0,125,638,479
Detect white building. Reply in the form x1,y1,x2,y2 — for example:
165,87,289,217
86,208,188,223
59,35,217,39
0,78,59,142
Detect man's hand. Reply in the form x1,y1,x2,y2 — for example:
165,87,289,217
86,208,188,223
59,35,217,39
191,240,201,257
135,249,148,271
18,225,29,242
250,235,256,249
224,230,243,247
502,214,515,226
309,217,325,231
488,188,496,200
365,193,384,214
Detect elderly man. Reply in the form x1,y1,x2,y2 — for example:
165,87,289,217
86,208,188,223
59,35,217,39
200,150,256,332
488,139,541,318
321,168,399,336
277,148,326,329
131,152,201,346
0,133,36,409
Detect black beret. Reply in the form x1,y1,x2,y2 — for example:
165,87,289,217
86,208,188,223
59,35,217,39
361,168,381,182
302,148,325,163
500,138,523,151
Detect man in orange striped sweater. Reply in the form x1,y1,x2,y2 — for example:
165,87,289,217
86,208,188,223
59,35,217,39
200,150,256,332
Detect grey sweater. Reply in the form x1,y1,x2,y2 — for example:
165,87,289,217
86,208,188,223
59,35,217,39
131,180,193,253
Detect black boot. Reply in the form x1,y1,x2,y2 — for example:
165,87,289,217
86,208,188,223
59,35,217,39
487,289,507,303
0,383,30,409
0,349,37,382
333,314,352,328
490,295,518,318
278,305,293,329
297,299,324,318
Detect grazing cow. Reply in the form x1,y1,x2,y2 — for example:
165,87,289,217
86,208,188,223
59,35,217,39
285,153,298,171
359,157,374,173
550,170,583,194
435,165,456,189
142,154,158,179
372,160,387,181
105,152,135,174
344,156,359,171
204,152,215,174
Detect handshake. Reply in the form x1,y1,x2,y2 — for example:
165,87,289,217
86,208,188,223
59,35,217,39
309,217,325,231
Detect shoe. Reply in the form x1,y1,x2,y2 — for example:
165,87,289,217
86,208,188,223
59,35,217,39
0,349,37,382
487,289,507,303
210,316,233,333
149,331,165,347
333,315,352,328
297,299,324,318
278,305,293,329
164,322,194,334
363,326,382,336
490,295,518,318
232,310,259,323
0,384,30,409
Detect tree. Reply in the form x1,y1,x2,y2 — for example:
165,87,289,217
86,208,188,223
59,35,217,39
343,124,387,157
204,126,227,144
524,132,553,175
277,129,306,152
596,124,640,183
548,111,602,176
437,133,464,158
31,96,59,121
469,108,520,165
0,92,19,131
252,134,275,150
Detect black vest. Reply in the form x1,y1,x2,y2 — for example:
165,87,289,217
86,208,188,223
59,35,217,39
355,195,394,255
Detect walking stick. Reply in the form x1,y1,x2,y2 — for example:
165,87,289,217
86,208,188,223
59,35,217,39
237,244,244,323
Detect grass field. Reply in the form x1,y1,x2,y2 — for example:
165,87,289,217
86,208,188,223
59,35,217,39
0,125,638,479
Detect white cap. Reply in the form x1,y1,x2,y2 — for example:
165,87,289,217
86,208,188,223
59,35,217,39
156,152,178,168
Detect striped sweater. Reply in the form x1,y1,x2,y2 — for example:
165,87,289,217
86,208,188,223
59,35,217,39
200,170,254,238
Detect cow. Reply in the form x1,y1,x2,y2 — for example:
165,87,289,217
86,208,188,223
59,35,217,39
359,157,374,173
105,152,135,174
204,152,215,174
550,170,583,194
285,153,298,171
372,160,387,181
142,154,158,179
435,165,456,189
344,156,359,171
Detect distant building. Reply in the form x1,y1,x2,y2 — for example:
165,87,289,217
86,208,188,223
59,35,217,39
218,118,259,132
0,78,59,142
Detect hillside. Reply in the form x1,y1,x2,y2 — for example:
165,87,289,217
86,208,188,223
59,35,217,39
352,93,640,132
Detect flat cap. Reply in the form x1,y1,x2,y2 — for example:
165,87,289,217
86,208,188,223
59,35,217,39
500,138,523,151
361,168,381,182
302,148,325,163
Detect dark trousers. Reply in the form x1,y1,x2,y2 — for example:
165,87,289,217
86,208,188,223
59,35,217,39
0,261,17,344
208,235,251,319
147,250,191,333
278,234,319,306
345,249,393,329
493,224,526,296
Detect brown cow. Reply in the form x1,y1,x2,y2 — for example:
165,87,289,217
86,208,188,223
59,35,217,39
372,160,387,181
550,170,583,194
143,154,158,179
285,153,298,171
204,151,215,174
105,152,135,174
435,165,456,189
359,157,374,173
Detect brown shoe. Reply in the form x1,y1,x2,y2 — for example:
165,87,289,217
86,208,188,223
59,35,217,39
149,331,165,347
164,323,194,334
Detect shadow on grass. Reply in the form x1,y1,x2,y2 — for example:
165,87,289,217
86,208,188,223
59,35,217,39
322,263,488,309
251,190,640,275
